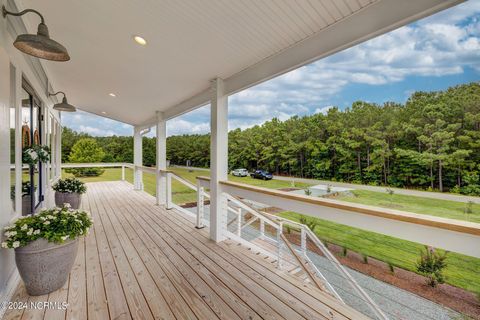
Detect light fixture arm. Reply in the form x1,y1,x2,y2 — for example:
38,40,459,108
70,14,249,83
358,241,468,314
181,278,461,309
49,91,66,99
2,6,45,24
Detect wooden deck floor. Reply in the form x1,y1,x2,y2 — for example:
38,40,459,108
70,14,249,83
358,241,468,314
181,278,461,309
3,181,367,320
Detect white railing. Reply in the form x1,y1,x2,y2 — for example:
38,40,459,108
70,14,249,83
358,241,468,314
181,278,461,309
195,176,388,320
61,162,133,182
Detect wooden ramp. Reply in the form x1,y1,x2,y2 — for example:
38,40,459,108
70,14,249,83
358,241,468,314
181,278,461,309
3,181,369,320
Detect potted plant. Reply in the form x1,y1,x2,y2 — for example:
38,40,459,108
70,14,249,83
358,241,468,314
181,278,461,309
22,145,51,166
1,205,93,295
53,178,87,209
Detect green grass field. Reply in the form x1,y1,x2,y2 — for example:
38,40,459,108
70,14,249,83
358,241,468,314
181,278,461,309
279,211,480,295
62,166,480,294
338,190,480,223
62,167,312,204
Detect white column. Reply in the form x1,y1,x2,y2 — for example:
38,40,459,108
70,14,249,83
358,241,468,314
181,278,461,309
133,126,143,191
210,78,228,242
156,111,167,205
14,66,22,215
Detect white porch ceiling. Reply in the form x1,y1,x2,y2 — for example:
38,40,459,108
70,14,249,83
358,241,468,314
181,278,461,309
15,0,463,126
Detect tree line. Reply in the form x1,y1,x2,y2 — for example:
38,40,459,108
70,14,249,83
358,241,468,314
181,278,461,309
62,82,480,195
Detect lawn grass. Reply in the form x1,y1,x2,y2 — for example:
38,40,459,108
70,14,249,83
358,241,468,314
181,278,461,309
279,211,480,295
63,167,480,294
62,166,313,205
338,190,480,223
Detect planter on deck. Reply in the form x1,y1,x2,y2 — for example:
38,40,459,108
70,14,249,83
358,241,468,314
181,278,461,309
15,238,79,296
55,192,82,209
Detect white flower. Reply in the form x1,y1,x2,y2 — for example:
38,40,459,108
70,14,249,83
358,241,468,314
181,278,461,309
40,216,46,221
64,203,71,208
21,224,28,231
5,231,17,237
61,235,69,241
33,229,40,235
27,228,33,236
1,242,8,248
46,215,54,220
12,241,20,248
4,225,14,231
43,221,50,225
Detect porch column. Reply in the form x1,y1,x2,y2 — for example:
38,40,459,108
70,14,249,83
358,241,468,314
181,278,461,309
210,78,228,242
133,126,143,190
156,111,167,205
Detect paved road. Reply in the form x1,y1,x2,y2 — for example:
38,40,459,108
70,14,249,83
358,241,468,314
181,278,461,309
273,175,480,204
172,165,479,204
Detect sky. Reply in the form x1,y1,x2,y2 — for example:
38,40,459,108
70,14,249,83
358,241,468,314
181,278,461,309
62,0,480,137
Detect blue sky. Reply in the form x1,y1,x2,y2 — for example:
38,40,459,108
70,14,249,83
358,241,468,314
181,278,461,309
63,0,480,137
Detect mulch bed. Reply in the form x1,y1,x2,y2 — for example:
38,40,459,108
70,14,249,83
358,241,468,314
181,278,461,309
282,230,480,319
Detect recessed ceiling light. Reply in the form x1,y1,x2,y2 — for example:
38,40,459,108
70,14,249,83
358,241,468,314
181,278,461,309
109,93,116,97
133,35,147,46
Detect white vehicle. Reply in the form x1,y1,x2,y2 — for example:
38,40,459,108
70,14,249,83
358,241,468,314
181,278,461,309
231,168,249,177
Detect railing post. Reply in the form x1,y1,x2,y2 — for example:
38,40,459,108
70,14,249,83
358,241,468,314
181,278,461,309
121,165,125,181
260,220,265,240
301,227,307,255
166,172,173,209
196,180,205,229
277,222,283,269
236,208,242,237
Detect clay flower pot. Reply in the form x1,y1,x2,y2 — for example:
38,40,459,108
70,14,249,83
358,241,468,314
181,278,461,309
55,192,82,209
15,238,78,296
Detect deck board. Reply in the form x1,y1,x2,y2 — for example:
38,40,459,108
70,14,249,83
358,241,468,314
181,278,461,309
3,181,368,320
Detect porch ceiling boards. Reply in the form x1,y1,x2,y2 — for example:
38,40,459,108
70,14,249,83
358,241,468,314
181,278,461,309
3,181,367,320
12,0,462,126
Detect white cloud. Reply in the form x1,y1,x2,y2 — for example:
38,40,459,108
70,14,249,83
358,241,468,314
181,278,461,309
65,1,480,137
77,125,117,137
314,106,334,115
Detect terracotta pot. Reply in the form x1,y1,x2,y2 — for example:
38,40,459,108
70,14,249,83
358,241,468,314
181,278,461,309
55,192,82,209
15,238,78,296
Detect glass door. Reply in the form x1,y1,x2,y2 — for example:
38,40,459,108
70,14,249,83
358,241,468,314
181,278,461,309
21,84,43,215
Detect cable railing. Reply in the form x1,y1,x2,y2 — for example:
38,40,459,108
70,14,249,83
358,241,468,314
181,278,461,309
195,176,389,320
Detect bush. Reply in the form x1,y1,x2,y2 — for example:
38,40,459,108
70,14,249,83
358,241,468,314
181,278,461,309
1,205,93,249
416,246,448,287
53,178,87,194
298,214,318,232
66,138,105,177
388,262,395,274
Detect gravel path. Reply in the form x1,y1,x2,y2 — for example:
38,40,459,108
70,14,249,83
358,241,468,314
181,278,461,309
187,205,462,320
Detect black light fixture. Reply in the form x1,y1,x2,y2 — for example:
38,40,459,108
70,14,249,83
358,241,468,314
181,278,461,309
2,5,70,61
49,92,76,112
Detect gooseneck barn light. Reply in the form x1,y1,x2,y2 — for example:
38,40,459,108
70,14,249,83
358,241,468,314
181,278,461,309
2,5,70,61
49,92,76,112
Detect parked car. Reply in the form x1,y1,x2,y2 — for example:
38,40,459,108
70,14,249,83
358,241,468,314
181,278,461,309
231,168,249,177
250,170,273,180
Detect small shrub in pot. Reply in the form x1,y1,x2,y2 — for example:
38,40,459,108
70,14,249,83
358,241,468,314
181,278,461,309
53,178,87,209
1,205,93,295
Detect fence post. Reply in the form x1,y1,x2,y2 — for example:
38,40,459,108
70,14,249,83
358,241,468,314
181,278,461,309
121,165,125,181
260,220,265,239
277,222,283,269
166,172,173,209
236,208,242,237
300,227,307,255
196,180,205,229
